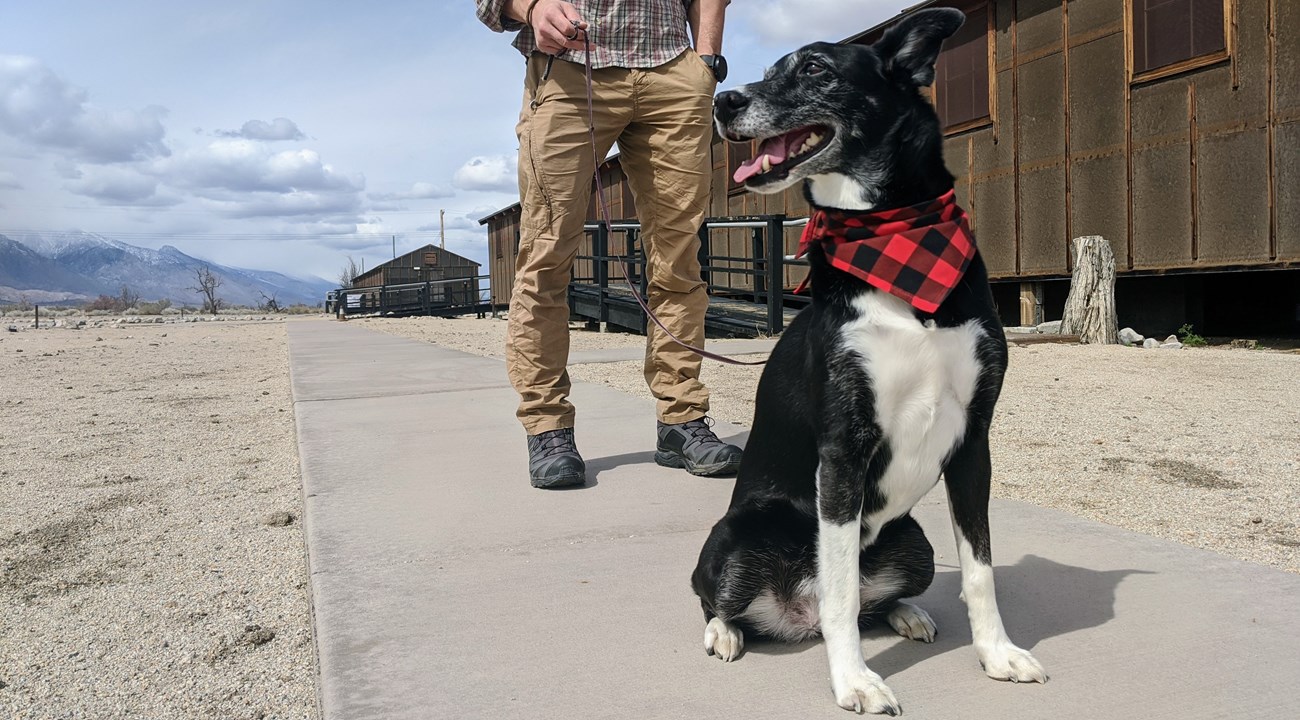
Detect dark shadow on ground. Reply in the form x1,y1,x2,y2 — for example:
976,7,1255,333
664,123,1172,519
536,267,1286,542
585,450,658,479
741,555,1154,676
864,555,1155,677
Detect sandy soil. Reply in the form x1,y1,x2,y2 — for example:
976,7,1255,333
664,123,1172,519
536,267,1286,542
361,314,1300,574
1,311,1294,719
0,319,315,720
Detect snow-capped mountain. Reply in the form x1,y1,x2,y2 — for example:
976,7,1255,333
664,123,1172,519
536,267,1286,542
1,231,335,306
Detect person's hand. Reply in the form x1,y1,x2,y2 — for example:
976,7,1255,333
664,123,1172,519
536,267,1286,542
530,0,589,55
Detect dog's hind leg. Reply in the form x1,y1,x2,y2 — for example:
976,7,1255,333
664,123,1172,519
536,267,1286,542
857,515,938,643
692,523,758,662
943,430,1048,684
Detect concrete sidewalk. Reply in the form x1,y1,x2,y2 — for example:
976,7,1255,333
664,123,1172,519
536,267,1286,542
287,319,1300,720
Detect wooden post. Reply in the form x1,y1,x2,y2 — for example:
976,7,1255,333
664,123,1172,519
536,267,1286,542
1018,282,1043,327
34,304,39,329
1060,235,1119,344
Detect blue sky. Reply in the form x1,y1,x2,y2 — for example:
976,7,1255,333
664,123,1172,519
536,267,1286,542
0,1,902,281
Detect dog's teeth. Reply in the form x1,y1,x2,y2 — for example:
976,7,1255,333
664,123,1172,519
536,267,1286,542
761,156,771,173
809,132,822,145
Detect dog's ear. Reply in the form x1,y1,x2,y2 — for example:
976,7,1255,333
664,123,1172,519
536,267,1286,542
873,8,966,87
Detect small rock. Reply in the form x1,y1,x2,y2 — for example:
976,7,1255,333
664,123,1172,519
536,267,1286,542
1230,339,1258,350
1119,327,1145,346
1036,320,1062,334
5,325,15,333
239,625,276,647
1163,334,1178,344
1142,338,1160,349
1004,325,1039,334
95,337,104,342
1160,341,1183,350
1251,516,1263,524
261,511,294,527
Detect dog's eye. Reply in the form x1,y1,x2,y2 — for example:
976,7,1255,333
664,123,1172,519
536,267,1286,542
802,60,826,76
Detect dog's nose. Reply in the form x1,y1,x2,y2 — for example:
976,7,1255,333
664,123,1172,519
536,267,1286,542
714,90,749,121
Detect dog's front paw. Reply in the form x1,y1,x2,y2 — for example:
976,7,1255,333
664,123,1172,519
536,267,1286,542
977,642,1048,684
704,617,744,661
886,601,935,643
831,668,901,715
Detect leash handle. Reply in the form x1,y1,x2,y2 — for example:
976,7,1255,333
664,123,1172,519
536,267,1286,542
577,31,767,367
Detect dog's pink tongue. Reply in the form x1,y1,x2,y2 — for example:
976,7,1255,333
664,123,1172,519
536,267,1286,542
732,128,812,184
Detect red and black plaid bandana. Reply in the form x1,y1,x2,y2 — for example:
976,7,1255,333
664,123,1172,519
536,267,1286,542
795,190,976,314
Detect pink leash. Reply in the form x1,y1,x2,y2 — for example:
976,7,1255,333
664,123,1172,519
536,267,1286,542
574,28,767,366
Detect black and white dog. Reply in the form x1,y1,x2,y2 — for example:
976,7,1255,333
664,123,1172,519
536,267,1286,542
692,8,1047,715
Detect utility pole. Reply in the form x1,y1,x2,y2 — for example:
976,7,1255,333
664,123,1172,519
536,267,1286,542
440,209,446,249
392,235,396,259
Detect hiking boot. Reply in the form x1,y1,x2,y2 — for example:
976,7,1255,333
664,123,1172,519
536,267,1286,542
527,428,586,489
655,417,743,477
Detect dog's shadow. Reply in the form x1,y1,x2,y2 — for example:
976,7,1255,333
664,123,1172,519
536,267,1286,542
744,555,1154,671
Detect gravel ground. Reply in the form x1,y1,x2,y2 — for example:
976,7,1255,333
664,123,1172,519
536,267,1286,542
0,319,315,720
361,314,1300,574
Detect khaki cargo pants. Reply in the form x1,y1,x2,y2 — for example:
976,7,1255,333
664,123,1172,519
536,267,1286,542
508,49,716,434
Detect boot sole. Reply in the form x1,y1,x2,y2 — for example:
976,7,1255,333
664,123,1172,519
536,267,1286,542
530,470,586,489
654,450,740,477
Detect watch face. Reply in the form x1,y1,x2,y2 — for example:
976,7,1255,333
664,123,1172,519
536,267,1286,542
702,55,727,83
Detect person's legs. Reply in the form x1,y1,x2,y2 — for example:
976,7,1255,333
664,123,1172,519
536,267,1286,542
511,54,630,486
510,54,630,434
617,50,715,424
618,50,741,476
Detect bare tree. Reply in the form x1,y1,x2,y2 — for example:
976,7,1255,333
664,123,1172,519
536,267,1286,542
117,285,140,310
338,255,361,287
258,290,281,313
190,265,224,315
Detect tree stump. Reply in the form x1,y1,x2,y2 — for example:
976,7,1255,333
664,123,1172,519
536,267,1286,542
1059,235,1118,344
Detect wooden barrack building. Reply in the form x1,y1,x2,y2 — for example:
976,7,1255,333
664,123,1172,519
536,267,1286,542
483,0,1299,337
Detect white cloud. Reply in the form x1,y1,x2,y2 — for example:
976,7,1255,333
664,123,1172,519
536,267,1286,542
199,189,364,219
65,164,175,205
217,117,305,141
0,55,169,162
368,181,454,202
0,170,20,189
732,0,901,47
452,154,517,193
164,139,364,194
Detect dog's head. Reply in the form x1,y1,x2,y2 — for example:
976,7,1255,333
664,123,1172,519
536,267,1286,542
715,8,965,207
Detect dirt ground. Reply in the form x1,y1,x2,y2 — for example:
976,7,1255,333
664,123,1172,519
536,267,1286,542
359,314,1300,574
0,319,315,720
1,311,1295,718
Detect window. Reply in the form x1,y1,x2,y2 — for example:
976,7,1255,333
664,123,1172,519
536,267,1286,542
933,3,991,132
727,139,754,194
1131,0,1227,79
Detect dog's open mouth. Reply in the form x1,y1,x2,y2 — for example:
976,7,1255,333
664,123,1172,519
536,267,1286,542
732,125,833,184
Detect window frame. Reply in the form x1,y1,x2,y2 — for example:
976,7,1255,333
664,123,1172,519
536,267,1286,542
726,138,755,196
1126,0,1233,84
933,1,996,137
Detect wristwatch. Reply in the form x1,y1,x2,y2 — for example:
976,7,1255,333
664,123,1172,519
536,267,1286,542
699,54,728,83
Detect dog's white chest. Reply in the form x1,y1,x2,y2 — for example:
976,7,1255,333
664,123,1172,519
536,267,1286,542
839,292,984,528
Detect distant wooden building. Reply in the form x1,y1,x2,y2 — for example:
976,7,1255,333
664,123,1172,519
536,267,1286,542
342,244,481,314
351,243,477,289
483,0,1299,336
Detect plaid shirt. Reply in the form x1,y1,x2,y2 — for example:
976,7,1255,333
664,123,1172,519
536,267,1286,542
476,0,693,69
796,190,977,314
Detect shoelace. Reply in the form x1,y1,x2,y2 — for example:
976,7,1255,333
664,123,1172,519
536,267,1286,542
679,418,723,449
530,429,577,459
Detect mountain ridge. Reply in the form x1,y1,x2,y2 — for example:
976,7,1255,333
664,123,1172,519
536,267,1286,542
0,231,334,306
